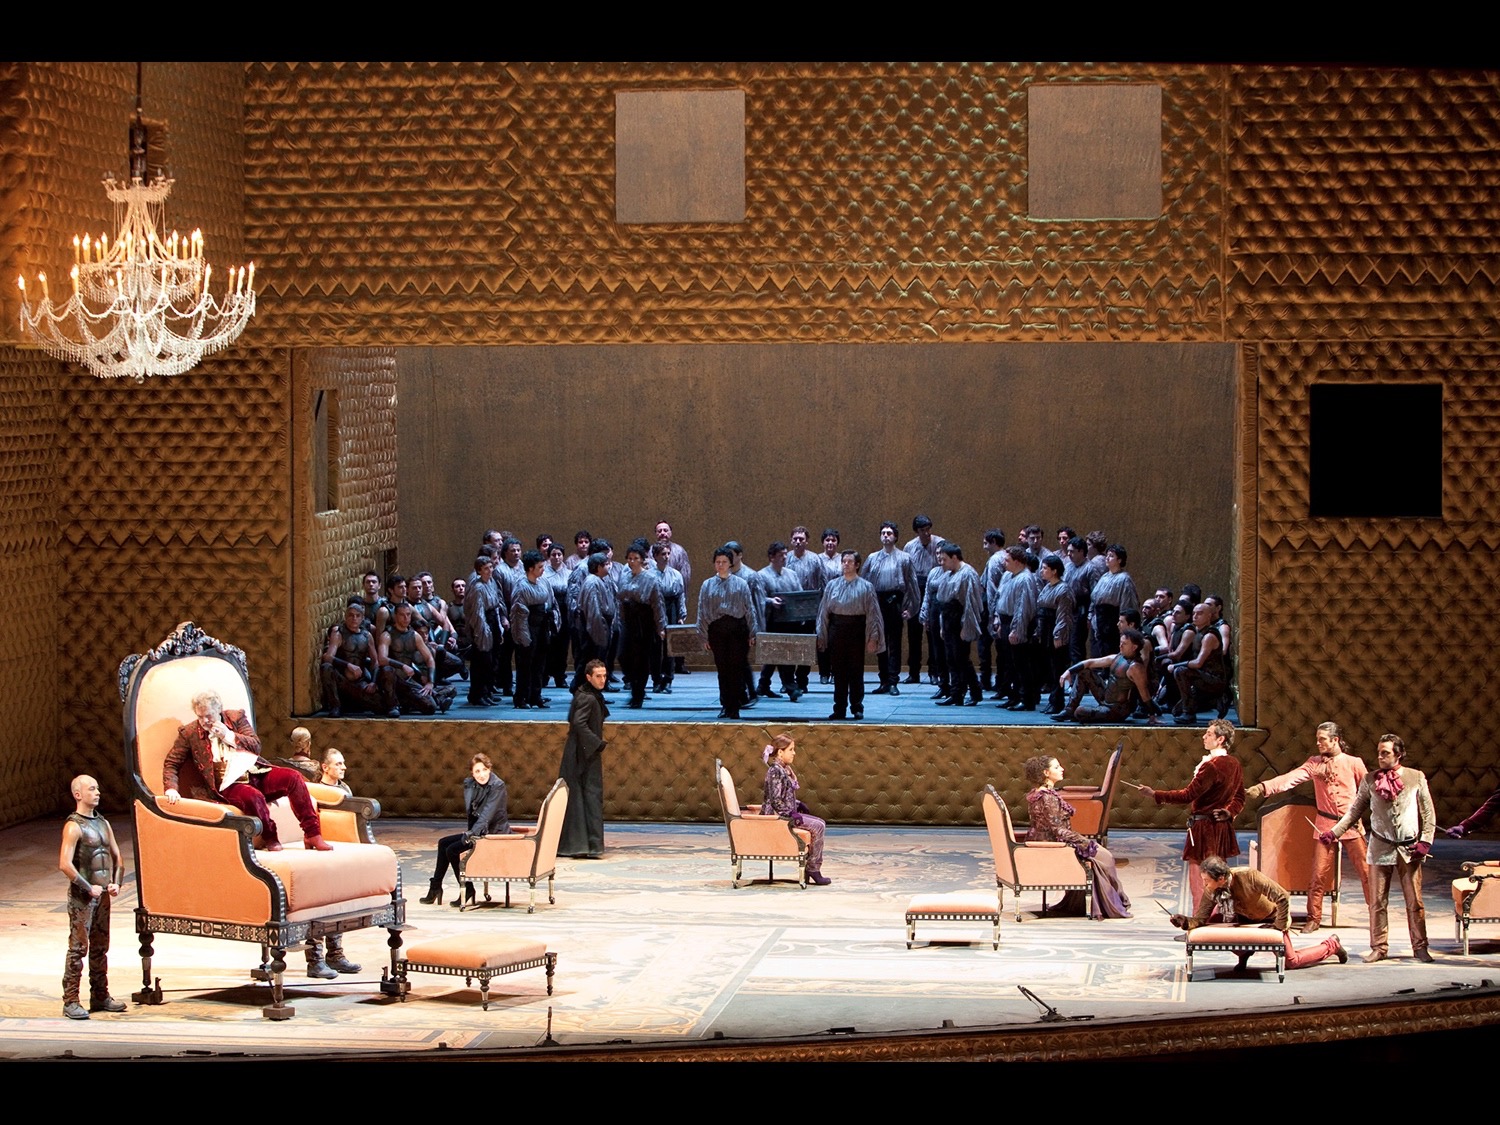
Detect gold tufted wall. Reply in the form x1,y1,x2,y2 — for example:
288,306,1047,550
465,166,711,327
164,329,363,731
4,62,1499,830
290,347,399,713
0,348,61,824
242,62,1225,346
298,717,1270,830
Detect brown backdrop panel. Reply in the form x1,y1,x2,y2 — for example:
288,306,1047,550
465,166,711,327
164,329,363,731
396,342,1237,619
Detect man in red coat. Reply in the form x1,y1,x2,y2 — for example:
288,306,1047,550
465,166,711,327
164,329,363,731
162,690,332,851
1139,718,1244,902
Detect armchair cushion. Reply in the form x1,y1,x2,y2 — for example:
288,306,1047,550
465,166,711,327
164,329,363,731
258,842,399,918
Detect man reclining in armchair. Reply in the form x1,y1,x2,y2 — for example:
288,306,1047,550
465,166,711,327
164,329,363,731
163,690,333,852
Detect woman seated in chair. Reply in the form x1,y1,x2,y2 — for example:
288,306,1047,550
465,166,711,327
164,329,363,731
1023,755,1131,918
762,734,831,886
421,752,509,906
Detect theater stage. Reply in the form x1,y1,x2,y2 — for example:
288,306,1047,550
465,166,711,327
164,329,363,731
4,815,1498,1063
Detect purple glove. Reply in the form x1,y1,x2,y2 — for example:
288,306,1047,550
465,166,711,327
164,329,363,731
1317,830,1337,846
1413,840,1432,860
1443,825,1467,839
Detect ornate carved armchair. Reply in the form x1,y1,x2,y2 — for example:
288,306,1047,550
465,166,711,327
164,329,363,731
460,778,569,912
120,622,407,1019
1453,860,1500,955
715,758,809,889
984,784,1091,922
1055,739,1126,843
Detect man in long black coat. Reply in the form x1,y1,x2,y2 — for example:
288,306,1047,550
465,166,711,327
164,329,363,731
558,659,609,858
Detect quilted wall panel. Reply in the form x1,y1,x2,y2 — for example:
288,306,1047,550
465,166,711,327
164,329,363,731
1227,68,1500,343
293,717,1269,831
0,347,61,824
290,347,399,713
54,349,291,799
242,61,1225,346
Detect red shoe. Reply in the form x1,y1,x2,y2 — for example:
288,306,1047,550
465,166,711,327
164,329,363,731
261,841,283,852
304,835,334,851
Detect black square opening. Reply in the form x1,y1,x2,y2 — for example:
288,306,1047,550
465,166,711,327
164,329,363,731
1309,384,1442,518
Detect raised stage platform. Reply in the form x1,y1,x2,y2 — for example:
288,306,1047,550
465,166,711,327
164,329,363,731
4,816,1499,1063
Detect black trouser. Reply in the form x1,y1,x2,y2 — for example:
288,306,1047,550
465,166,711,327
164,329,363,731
1093,603,1120,662
516,609,552,705
978,619,996,687
790,617,815,691
708,615,750,718
994,613,1018,700
468,646,494,704
1070,599,1090,663
926,611,949,691
621,602,654,705
547,592,570,686
875,590,904,685
940,601,978,701
828,614,867,717
432,834,473,886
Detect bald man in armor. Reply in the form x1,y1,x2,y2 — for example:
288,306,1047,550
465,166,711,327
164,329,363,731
59,774,126,1019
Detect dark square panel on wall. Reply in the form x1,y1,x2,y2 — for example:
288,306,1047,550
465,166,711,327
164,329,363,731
1309,384,1442,518
1028,84,1162,220
615,89,746,223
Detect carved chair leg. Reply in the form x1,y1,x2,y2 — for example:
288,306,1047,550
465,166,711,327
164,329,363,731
262,945,295,1021
133,930,162,1006
379,927,411,1000
548,873,555,905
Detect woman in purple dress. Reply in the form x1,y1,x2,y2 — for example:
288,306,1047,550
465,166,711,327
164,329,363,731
1023,755,1131,918
762,734,831,885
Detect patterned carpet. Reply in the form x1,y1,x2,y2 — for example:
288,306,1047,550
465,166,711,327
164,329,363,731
3,816,1497,1060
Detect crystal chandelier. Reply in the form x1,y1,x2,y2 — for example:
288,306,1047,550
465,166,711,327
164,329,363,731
16,69,255,381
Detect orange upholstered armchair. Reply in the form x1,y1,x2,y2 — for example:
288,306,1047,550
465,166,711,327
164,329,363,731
460,778,570,912
1055,739,1126,842
1453,860,1500,955
716,758,810,889
1249,790,1336,925
121,621,407,1019
984,784,1091,922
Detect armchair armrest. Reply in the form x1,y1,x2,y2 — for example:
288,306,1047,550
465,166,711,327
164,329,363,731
153,795,232,823
1024,840,1068,848
741,812,786,821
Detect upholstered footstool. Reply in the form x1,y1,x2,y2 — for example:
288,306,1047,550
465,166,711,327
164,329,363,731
393,935,556,1011
1185,925,1287,982
905,891,1002,950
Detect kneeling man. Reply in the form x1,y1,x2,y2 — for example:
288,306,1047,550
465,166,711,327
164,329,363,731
1170,855,1348,971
